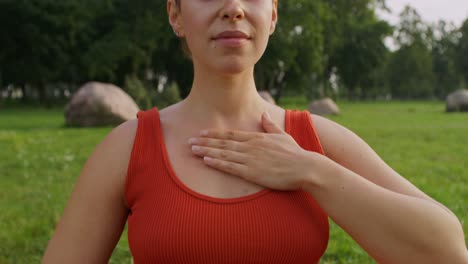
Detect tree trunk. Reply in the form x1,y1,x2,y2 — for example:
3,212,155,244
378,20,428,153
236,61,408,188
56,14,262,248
20,85,28,103
37,82,52,108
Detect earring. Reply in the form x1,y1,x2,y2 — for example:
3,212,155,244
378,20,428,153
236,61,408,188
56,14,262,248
173,29,179,37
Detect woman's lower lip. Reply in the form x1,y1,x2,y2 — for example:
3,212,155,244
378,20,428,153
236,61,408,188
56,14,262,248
214,38,249,47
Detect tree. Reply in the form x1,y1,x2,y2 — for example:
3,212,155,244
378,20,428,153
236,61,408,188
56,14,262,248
455,18,468,85
255,0,325,103
320,0,392,100
387,43,435,98
0,0,400,105
386,6,435,99
83,1,169,83
0,0,106,105
431,21,461,99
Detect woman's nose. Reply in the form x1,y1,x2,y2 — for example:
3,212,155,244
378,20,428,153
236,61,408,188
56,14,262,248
220,0,245,22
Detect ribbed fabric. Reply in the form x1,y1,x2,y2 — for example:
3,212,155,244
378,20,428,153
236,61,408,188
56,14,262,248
125,107,329,264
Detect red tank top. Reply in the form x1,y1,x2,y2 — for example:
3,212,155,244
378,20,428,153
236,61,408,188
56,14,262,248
125,107,329,263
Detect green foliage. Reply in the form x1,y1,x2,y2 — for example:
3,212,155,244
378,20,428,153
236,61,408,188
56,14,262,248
0,1,467,104
387,42,435,98
320,0,392,99
384,6,466,100
124,75,182,110
432,21,461,99
83,1,171,84
153,82,182,109
386,6,436,99
455,19,468,85
124,75,152,110
393,6,433,48
256,0,325,101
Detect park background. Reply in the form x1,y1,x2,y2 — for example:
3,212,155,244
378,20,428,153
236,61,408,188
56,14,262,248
0,0,467,263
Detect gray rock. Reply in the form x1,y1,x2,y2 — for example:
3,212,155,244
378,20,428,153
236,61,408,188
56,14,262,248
65,82,139,127
446,89,468,112
308,98,340,116
258,91,276,105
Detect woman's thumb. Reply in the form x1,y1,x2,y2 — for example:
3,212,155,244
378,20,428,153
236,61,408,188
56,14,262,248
262,112,283,134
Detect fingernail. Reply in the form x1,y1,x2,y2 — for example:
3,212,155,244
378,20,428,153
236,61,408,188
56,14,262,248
264,112,271,119
188,138,197,144
200,130,208,136
192,145,201,151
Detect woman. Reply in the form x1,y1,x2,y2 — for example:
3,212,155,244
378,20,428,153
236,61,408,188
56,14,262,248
43,0,468,263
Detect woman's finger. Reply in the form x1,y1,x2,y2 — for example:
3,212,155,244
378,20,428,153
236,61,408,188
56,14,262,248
191,146,249,164
203,156,248,178
199,129,263,142
189,137,247,152
261,112,286,134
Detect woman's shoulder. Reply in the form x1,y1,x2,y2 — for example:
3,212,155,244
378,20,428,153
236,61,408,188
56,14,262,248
307,113,348,155
105,118,139,178
85,118,139,207
307,112,378,168
103,118,139,157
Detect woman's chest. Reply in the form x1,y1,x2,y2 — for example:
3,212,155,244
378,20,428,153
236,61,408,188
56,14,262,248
127,190,329,264
164,135,266,199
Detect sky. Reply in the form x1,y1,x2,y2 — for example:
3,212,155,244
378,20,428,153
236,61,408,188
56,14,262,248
378,0,468,27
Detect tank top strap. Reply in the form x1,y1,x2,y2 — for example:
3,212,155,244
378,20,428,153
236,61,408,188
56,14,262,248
125,107,163,208
286,109,325,156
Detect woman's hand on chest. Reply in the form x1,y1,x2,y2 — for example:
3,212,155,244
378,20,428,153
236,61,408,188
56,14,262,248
188,112,322,191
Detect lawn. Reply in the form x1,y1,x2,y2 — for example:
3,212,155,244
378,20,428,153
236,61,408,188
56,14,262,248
0,99,466,263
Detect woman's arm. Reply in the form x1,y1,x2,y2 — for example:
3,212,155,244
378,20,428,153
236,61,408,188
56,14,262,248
303,114,468,264
185,112,467,262
42,119,137,263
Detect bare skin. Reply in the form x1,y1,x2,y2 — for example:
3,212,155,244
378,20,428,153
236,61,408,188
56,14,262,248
157,101,287,199
43,0,468,263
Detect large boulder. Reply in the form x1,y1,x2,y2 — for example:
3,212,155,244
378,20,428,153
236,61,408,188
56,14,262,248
308,97,340,116
258,91,276,105
446,89,468,112
65,82,139,127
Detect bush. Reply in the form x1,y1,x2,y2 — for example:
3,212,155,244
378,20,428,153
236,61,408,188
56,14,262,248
124,75,151,109
124,75,182,110
153,82,182,109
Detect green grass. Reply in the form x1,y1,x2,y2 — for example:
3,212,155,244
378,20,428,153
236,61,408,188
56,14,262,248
0,100,467,263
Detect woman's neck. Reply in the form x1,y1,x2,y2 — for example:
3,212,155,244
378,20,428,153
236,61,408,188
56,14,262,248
181,65,269,126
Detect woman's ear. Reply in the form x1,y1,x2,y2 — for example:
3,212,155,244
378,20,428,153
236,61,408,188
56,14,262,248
270,0,278,35
167,0,184,37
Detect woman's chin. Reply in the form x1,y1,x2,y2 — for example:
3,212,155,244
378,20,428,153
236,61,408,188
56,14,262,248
211,59,255,75
218,66,248,75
